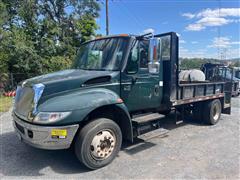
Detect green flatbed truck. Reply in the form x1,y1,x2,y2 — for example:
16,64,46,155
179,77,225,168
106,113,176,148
13,32,232,169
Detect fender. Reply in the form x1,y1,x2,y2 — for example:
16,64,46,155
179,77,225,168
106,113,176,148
37,88,133,141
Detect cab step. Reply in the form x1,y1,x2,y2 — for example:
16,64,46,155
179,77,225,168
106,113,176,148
132,112,168,138
132,113,164,124
138,128,169,141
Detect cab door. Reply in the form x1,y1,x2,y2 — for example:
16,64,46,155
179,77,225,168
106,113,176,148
120,39,163,112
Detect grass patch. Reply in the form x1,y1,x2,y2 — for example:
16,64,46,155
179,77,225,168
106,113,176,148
0,96,13,112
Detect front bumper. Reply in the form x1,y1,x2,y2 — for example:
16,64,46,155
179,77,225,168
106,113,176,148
13,113,79,150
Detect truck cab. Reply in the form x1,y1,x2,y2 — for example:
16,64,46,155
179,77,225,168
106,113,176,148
13,32,231,169
201,63,240,96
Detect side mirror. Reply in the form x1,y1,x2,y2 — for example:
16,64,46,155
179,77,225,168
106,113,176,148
148,38,161,74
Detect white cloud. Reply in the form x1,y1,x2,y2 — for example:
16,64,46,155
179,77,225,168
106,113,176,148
186,23,205,31
197,17,232,26
196,8,240,18
182,13,195,19
179,40,186,44
179,36,240,59
226,48,240,59
207,37,240,59
209,37,240,48
231,41,240,45
182,8,240,31
142,28,155,34
209,37,231,48
179,47,207,58
191,41,198,44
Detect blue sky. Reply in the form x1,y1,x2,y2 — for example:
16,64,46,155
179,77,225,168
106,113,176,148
96,0,240,59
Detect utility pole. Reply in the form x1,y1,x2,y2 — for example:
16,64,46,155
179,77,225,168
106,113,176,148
106,0,109,35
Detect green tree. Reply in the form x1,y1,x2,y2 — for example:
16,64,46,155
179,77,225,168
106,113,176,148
180,58,209,69
233,60,240,67
0,0,100,81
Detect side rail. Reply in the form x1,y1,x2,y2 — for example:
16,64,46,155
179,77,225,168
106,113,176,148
172,82,225,106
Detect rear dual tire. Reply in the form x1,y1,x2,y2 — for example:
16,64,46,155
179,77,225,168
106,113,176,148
192,99,222,125
203,99,222,125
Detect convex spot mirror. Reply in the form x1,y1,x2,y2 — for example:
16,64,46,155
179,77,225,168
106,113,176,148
148,38,161,74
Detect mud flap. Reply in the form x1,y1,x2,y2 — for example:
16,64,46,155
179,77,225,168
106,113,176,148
223,82,232,115
223,106,231,114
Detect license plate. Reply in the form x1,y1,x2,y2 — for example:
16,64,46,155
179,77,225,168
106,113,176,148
51,129,67,137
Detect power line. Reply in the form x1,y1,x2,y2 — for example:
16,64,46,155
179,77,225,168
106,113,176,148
106,0,109,35
118,1,146,31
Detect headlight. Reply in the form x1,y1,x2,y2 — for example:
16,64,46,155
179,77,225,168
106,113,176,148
33,112,71,124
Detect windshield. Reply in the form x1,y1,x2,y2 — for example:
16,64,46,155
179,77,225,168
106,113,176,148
73,37,129,71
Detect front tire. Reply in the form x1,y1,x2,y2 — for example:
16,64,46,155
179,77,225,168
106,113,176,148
74,118,122,170
203,99,222,125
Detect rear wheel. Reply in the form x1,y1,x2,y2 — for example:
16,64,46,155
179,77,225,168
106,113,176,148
74,118,122,169
203,99,222,125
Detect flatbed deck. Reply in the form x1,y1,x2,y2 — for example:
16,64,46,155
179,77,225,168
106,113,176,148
172,81,226,106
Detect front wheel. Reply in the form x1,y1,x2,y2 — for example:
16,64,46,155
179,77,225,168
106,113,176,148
74,118,122,169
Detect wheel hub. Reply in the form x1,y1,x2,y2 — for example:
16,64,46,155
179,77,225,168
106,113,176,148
90,130,115,159
213,104,220,121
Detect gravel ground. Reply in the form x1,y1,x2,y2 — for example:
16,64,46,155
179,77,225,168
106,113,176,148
0,97,240,179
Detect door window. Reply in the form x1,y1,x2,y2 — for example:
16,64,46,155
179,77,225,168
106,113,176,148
139,40,149,68
126,41,138,74
161,35,171,61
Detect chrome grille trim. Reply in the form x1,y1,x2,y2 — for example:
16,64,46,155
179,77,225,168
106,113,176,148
32,83,45,115
14,83,45,121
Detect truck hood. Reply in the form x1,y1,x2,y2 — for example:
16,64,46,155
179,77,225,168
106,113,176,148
22,69,119,97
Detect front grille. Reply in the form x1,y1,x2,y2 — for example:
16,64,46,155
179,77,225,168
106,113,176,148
14,86,34,120
15,122,25,134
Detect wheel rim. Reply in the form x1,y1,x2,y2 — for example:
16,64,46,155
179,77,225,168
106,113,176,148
213,104,220,121
90,130,116,160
